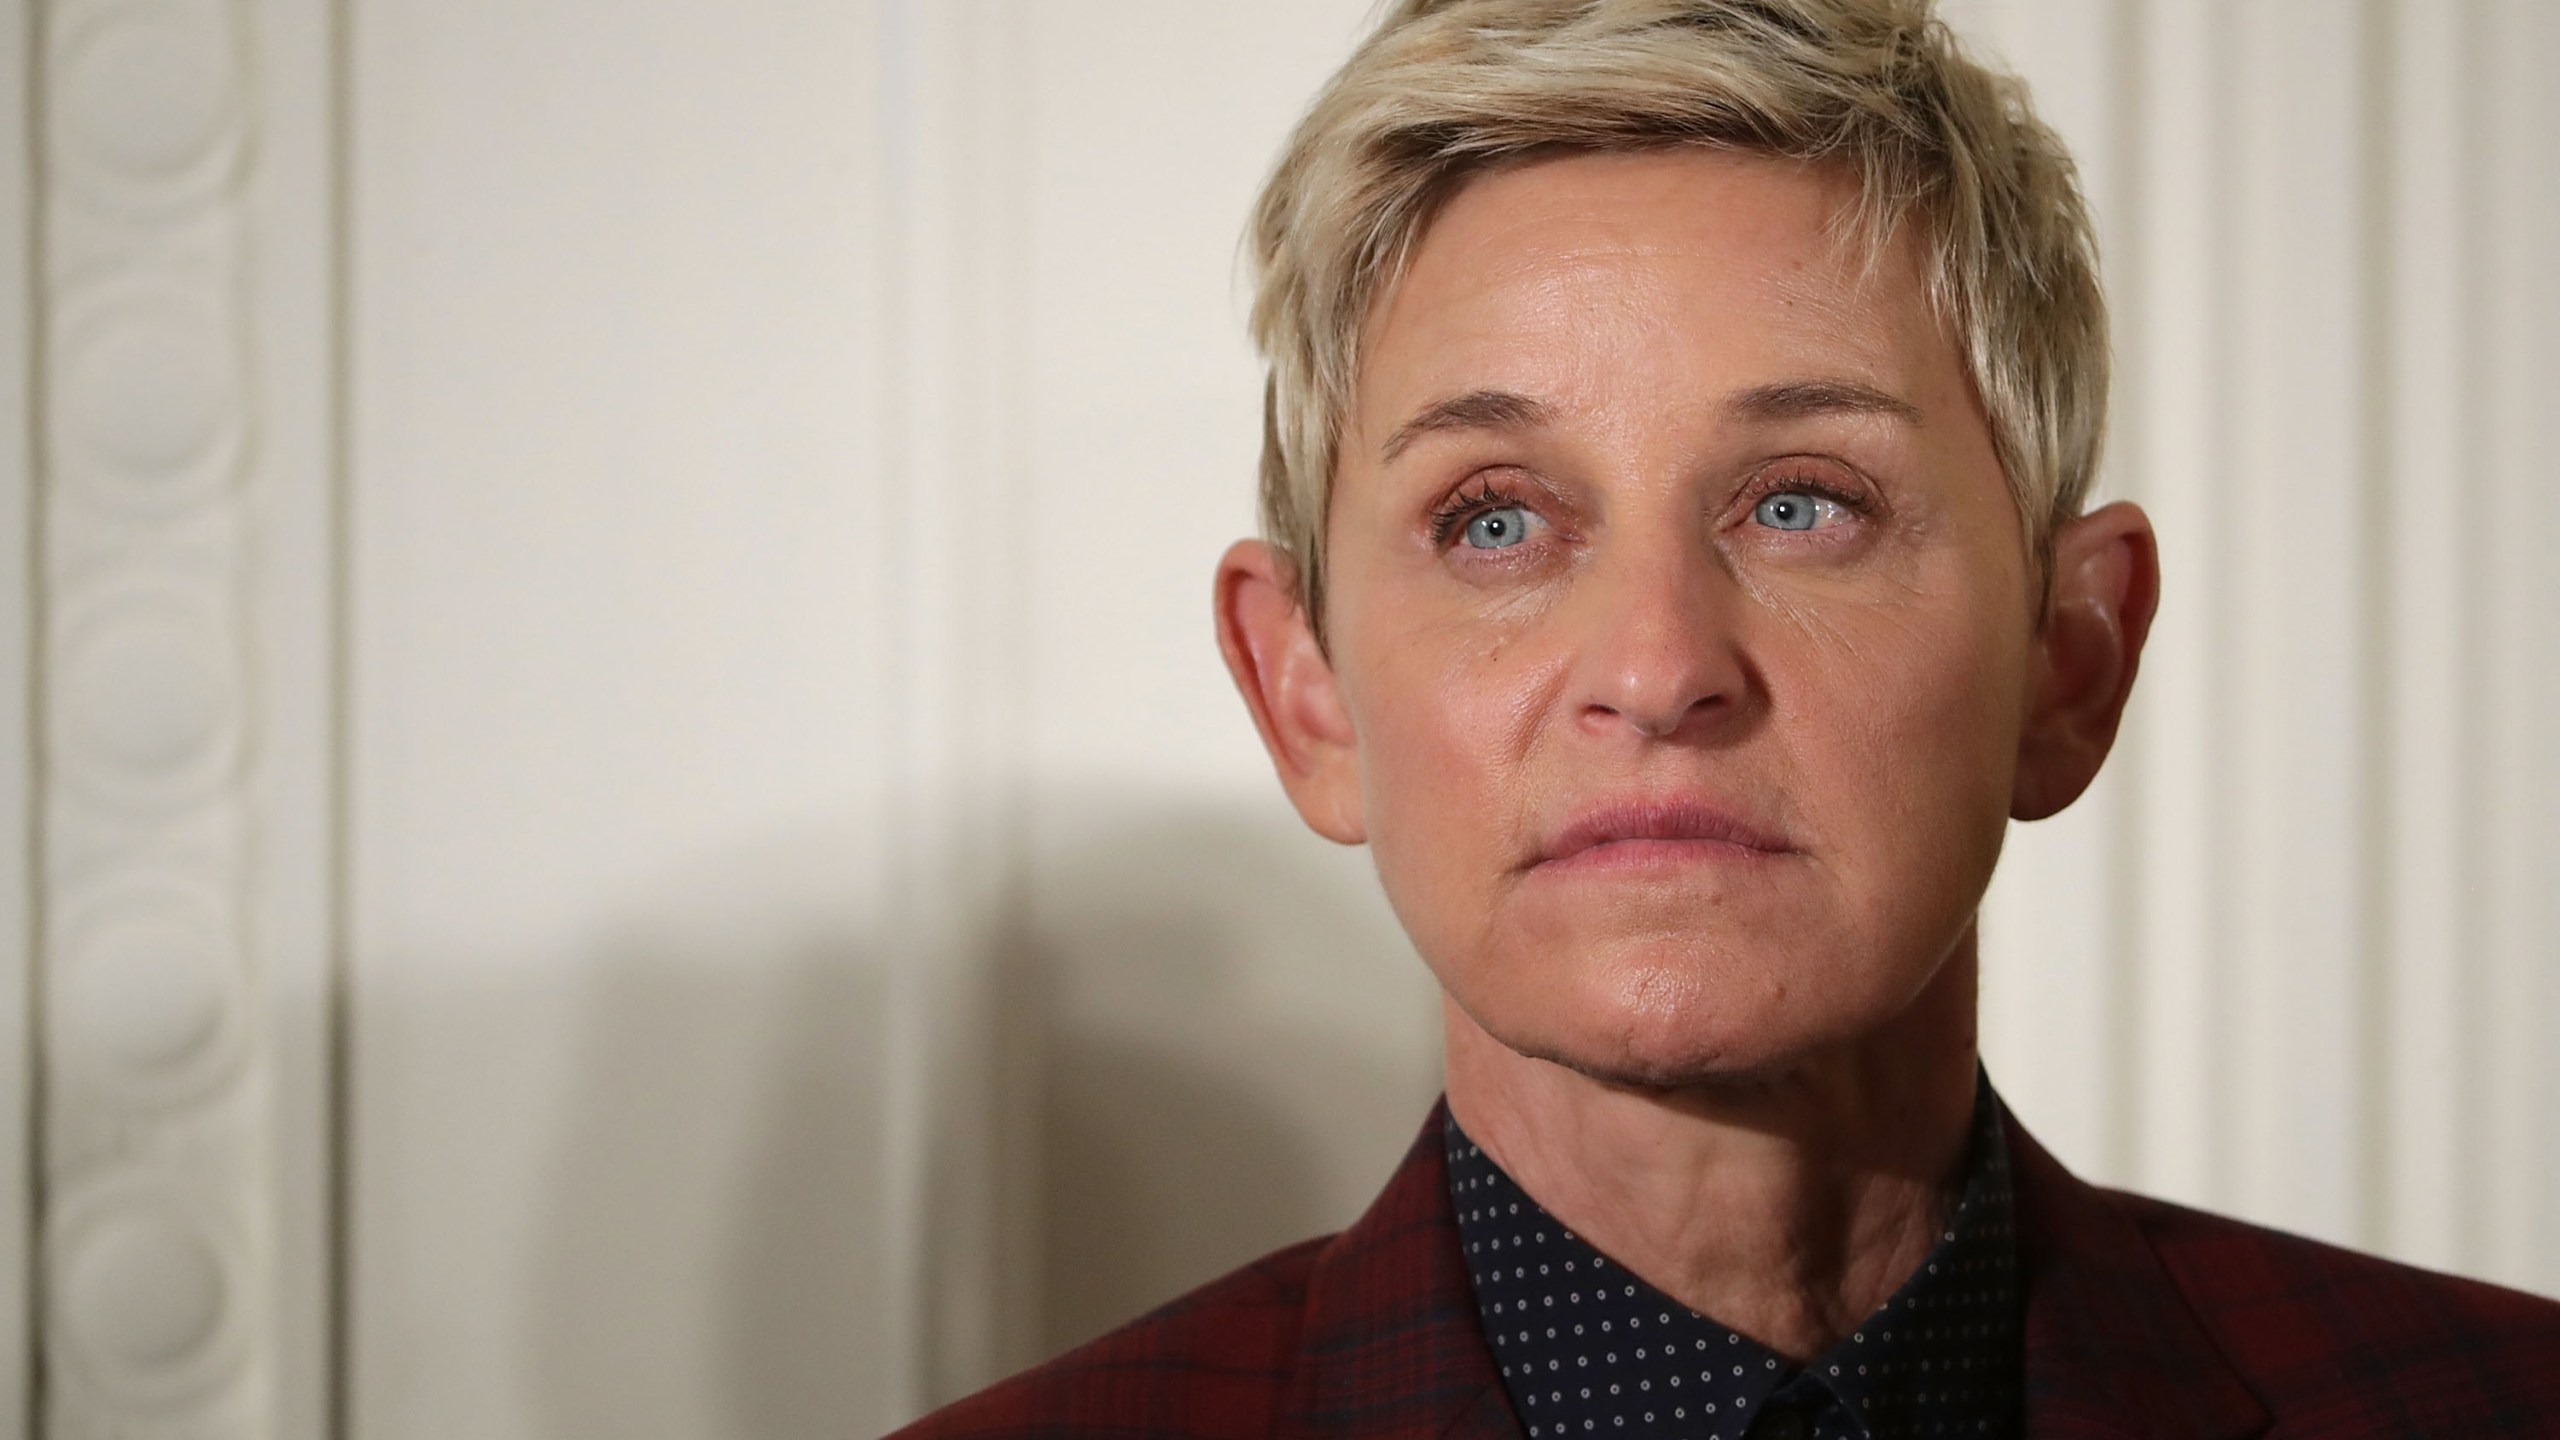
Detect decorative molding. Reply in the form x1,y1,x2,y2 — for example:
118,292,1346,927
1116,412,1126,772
31,0,304,1434
43,1175,254,1416
45,873,250,1114
45,576,243,817
46,274,246,523
45,0,244,222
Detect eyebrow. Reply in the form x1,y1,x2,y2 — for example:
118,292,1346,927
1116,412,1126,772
1374,377,1920,465
1378,389,1555,464
1725,378,1923,426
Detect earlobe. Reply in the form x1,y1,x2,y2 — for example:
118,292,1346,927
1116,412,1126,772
2012,502,2161,821
1214,540,1367,844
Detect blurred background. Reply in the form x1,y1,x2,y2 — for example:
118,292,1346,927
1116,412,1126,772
3,0,2553,1436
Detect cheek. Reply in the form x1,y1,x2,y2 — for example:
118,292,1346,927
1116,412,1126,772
1337,609,1557,935
1772,574,2029,886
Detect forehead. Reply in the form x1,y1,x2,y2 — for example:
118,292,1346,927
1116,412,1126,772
1354,148,1956,443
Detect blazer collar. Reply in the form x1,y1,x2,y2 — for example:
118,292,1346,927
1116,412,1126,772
2007,1110,2270,1440
1278,1101,1519,1440
1276,1098,2273,1440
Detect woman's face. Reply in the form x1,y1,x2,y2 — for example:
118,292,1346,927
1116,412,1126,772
1316,148,2037,1087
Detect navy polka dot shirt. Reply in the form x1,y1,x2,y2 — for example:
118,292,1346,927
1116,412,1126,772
1446,1087,2020,1440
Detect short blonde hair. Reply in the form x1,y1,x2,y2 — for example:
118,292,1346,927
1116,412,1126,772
1247,0,2107,624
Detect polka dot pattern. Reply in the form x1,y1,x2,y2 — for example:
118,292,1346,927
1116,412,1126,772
1446,1087,2021,1440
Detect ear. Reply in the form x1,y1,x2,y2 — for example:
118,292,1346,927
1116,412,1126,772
1214,540,1366,844
2011,501,2161,821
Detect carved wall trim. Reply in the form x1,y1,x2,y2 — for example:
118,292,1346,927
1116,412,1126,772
30,0,330,1432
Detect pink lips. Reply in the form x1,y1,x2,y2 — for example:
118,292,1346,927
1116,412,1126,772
1535,798,1797,872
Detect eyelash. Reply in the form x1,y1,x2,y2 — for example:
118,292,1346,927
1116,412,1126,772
1426,465,1874,549
1427,479,1531,547
1736,467,1875,521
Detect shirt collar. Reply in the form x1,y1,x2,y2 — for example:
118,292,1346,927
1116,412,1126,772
1445,1078,2021,1440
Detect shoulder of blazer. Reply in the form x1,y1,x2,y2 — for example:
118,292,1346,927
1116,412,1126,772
2006,1106,2560,1439
886,1102,1513,1440
881,1232,1331,1440
2118,1183,2560,1433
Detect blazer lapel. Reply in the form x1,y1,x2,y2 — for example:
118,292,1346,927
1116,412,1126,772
1278,1103,1521,1440
2007,1113,2269,1440
1279,1099,2268,1440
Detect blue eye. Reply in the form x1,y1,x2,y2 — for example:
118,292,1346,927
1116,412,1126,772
1753,492,1837,531
1464,505,1535,549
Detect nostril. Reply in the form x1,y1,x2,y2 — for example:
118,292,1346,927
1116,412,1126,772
1567,567,1752,736
1579,649,1747,740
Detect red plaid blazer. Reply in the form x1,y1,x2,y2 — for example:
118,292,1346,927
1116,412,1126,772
891,1104,2560,1437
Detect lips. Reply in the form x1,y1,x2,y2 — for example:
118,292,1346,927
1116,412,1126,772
1536,798,1797,869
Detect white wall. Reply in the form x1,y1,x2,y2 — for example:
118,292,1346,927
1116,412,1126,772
341,2,1421,1435
4,2,2553,1438
343,2,902,1434
1954,0,2560,1287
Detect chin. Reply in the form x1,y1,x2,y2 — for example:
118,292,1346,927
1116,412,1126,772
1453,935,1895,1093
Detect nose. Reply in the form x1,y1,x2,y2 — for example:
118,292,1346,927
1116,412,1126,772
1569,533,1754,742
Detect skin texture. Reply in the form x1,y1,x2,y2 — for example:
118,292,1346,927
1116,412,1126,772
1216,148,2157,1359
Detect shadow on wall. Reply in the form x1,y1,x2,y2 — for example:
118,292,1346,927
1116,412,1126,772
514,793,1437,1439
515,826,892,1440
1024,796,1442,1358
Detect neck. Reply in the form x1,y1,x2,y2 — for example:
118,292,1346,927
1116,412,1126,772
1441,940,1980,1362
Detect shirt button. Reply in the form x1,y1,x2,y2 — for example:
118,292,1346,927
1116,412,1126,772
1749,1409,1808,1440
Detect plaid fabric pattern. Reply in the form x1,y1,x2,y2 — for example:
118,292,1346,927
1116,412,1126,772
891,1101,2560,1439
2007,1120,2560,1437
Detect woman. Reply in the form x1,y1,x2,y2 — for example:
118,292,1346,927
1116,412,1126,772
898,2,2560,1435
